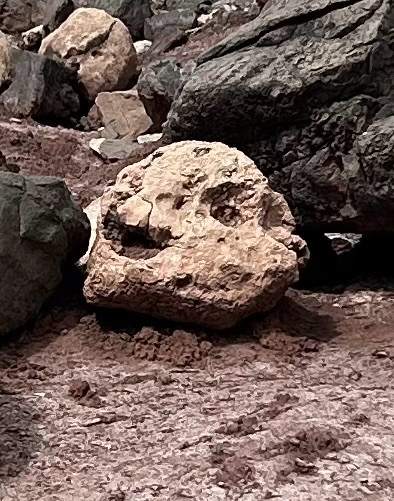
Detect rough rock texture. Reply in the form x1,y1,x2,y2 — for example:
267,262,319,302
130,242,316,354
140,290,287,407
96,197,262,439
166,0,204,9
149,24,189,55
95,89,152,139
144,9,197,41
0,30,10,86
84,141,307,329
0,0,74,35
74,0,152,40
39,8,138,101
165,0,394,233
0,172,89,336
89,135,145,161
0,48,80,122
44,0,75,32
0,0,42,33
138,59,191,131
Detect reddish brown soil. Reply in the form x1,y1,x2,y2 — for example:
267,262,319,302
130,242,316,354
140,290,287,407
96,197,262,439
0,115,393,500
1,276,394,500
0,119,158,207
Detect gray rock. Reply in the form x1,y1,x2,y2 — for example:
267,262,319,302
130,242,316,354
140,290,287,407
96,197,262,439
0,172,90,336
325,233,362,255
144,9,197,40
0,0,42,33
89,135,140,161
44,0,74,32
74,0,152,40
0,0,73,34
164,0,394,233
138,59,191,131
0,47,80,122
148,25,189,55
166,0,204,9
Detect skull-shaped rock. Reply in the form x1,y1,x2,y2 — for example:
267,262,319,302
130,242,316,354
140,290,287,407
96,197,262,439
84,141,308,329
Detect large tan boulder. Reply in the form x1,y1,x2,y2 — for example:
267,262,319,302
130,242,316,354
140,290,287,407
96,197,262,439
0,31,11,88
84,141,308,329
39,8,137,101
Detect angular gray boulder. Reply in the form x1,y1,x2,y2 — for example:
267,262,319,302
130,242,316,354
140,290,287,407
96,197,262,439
138,59,192,131
0,48,80,122
0,172,90,337
164,0,394,233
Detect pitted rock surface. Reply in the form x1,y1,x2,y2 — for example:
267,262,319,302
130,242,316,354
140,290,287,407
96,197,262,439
164,0,394,233
39,8,137,101
84,141,307,329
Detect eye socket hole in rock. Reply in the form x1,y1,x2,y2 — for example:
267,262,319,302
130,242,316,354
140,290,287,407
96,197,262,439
194,147,211,157
173,195,188,210
121,231,162,259
212,205,242,227
203,182,250,227
174,273,193,288
103,212,162,260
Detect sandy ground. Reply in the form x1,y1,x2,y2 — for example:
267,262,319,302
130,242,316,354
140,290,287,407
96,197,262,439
1,272,394,501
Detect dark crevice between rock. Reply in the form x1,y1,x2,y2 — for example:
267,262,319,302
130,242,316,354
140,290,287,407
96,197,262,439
120,231,163,259
103,210,163,260
298,231,394,290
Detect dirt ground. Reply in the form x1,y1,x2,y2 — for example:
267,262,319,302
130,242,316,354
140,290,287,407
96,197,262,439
0,119,158,208
1,119,394,500
1,272,394,501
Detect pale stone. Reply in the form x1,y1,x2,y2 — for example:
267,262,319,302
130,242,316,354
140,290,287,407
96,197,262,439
40,8,137,100
84,141,308,329
137,133,162,144
133,40,152,55
0,31,11,87
78,197,102,267
89,137,105,155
